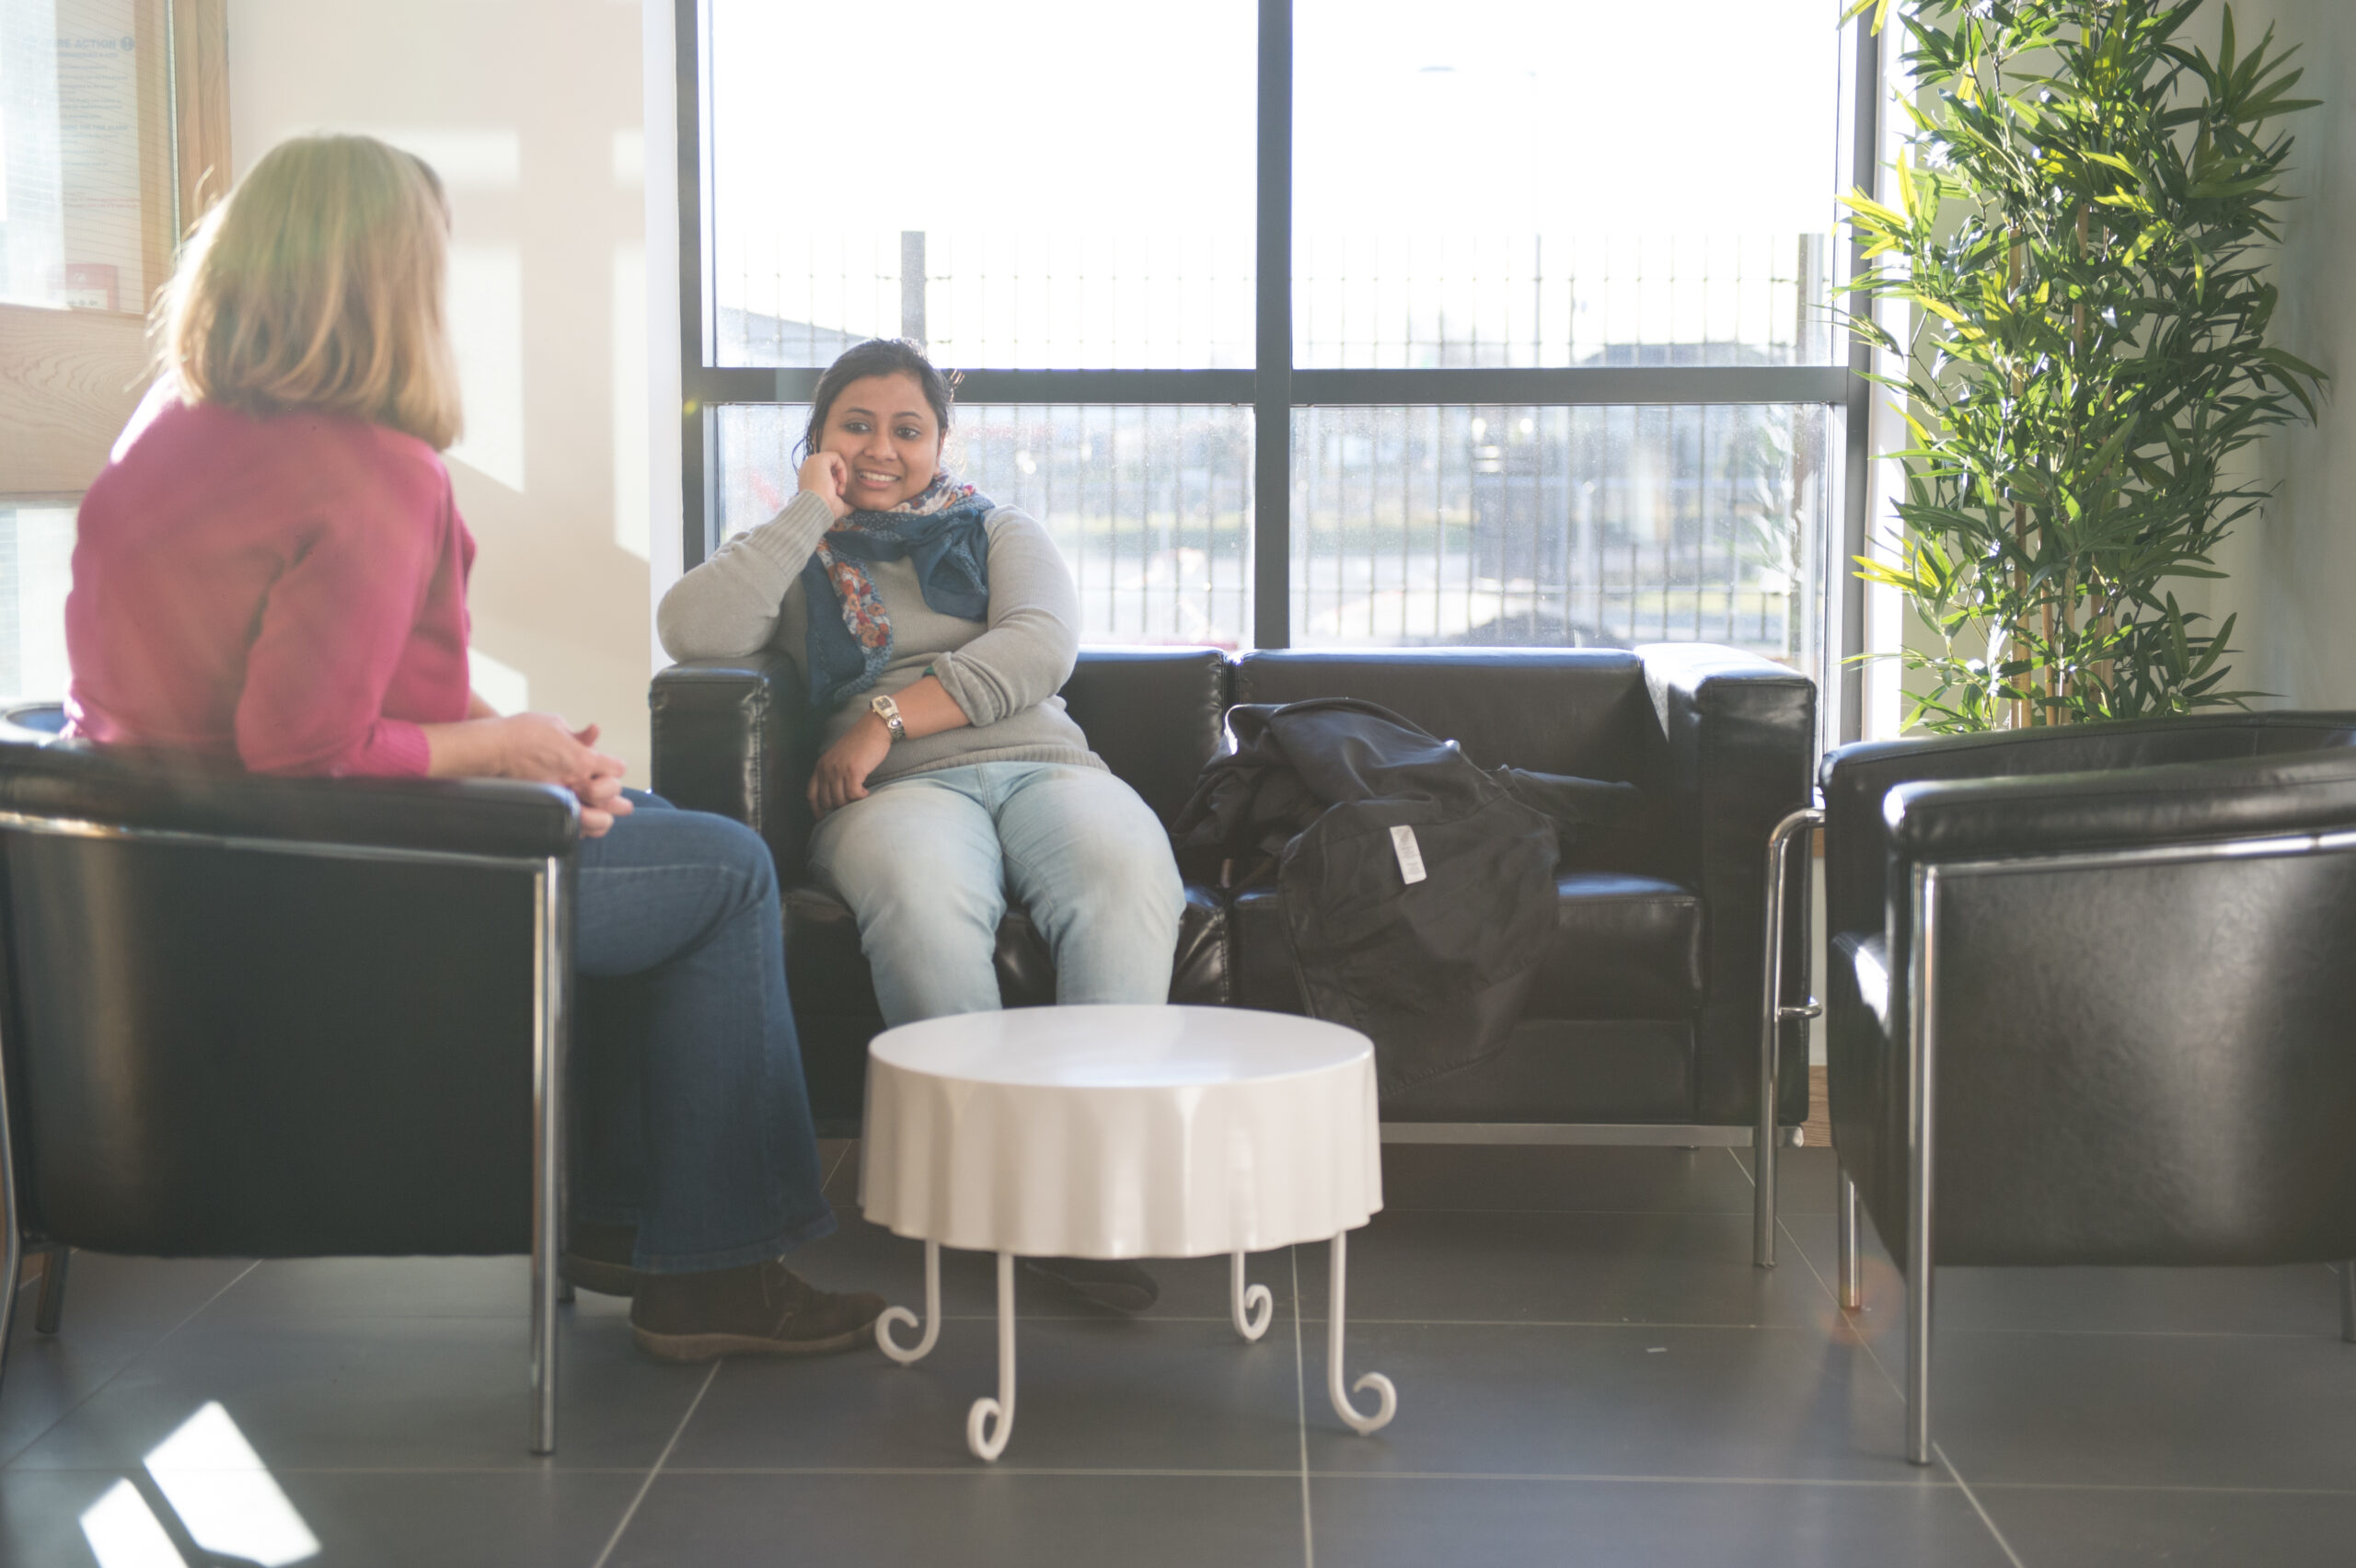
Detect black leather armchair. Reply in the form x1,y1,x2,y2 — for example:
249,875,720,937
1819,712,2356,1464
649,642,1819,1254
0,726,583,1454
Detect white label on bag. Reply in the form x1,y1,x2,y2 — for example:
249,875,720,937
1391,824,1428,885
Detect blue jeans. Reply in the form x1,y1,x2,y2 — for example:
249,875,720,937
808,761,1185,1026
570,793,833,1274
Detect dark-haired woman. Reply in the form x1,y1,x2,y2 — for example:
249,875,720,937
657,339,1186,1310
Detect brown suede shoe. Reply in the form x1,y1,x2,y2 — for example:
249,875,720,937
561,1222,641,1298
630,1260,886,1362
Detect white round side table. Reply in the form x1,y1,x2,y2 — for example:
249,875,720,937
859,1003,1397,1462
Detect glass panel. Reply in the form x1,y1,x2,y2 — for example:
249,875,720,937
713,404,1253,649
704,1,1255,370
1294,0,1842,367
0,503,77,699
1291,404,1829,668
1,0,171,313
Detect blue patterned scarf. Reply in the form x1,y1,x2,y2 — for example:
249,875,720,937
801,473,996,710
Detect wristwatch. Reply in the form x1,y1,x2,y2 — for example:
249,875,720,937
868,691,907,743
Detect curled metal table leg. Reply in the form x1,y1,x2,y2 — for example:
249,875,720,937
967,1251,1016,1462
1325,1230,1395,1435
1230,1252,1271,1342
878,1239,942,1365
1837,1172,1863,1311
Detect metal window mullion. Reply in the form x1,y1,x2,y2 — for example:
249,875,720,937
677,0,714,571
1253,0,1293,650
1836,6,1886,744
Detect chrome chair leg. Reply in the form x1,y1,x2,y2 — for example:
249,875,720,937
1837,1172,1862,1311
1904,864,1941,1467
0,1039,20,1403
32,1247,66,1334
527,857,570,1458
1757,805,1823,1268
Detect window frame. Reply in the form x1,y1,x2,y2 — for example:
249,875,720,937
672,0,1882,743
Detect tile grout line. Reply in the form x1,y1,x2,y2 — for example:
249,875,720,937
1291,1245,1313,1568
820,1142,855,1199
589,1357,722,1568
1934,1442,2028,1568
1759,1153,2029,1567
0,1259,260,1471
1734,1149,1908,1403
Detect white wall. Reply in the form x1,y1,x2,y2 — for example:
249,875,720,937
2211,0,2356,709
228,0,657,774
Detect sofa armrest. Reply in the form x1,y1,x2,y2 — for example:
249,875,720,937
1816,711,2356,936
1636,643,1815,1124
649,651,814,881
1637,641,1815,906
1888,750,2356,864
0,742,579,859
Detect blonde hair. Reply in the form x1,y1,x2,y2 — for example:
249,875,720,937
157,134,464,449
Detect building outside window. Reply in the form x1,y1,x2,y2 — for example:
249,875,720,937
682,0,1873,739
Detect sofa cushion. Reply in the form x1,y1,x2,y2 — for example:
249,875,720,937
1229,870,1702,1021
1057,648,1230,828
1232,650,1661,788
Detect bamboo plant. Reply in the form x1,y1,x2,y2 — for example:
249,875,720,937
1843,0,2324,730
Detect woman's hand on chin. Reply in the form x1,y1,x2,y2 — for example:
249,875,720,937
798,452,851,521
807,711,893,819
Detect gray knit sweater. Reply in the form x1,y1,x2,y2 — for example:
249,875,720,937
655,490,1103,786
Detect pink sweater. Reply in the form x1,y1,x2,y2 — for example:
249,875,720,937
65,396,474,777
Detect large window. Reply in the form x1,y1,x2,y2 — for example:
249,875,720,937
680,0,1875,731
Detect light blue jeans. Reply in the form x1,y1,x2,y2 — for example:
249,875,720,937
808,761,1185,1025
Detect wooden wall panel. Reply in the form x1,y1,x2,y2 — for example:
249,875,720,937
0,0,222,502
172,0,233,227
0,305,152,501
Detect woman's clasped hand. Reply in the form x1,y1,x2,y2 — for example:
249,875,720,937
492,713,632,836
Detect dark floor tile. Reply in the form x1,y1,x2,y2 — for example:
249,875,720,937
817,1138,859,1206
1295,1207,1841,1328
1380,1143,1763,1214
608,1471,1305,1568
8,1309,707,1473
1299,1320,1925,1482
791,1205,1298,1324
666,1311,1302,1473
1974,1483,2356,1568
17,1254,255,1336
0,1322,163,1470
0,1466,639,1568
1927,1329,2356,1491
1784,1211,2348,1341
1,1259,263,1470
1309,1474,2014,1568
1736,1144,1840,1215
205,1256,633,1322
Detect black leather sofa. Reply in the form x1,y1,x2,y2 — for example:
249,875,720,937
648,644,1817,1173
1819,711,2356,1462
